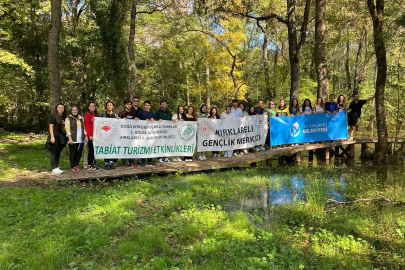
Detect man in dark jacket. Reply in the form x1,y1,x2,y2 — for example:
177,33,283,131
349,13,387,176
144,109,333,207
155,100,172,163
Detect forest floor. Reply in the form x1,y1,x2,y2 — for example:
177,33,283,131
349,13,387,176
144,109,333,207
1,131,405,269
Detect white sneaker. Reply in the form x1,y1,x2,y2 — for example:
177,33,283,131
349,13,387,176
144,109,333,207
239,151,244,155
348,137,354,141
164,158,170,163
157,158,164,164
172,157,178,162
260,146,265,151
217,154,221,158
291,144,295,147
233,152,238,156
198,155,204,161
255,147,260,152
177,158,183,162
52,168,64,174
224,152,228,158
202,154,207,160
304,143,309,145
243,149,248,154
212,153,217,158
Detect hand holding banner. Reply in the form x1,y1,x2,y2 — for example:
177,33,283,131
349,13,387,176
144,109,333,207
270,112,348,146
197,115,268,152
93,118,197,159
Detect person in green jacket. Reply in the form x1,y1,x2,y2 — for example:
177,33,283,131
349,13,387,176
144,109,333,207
155,100,172,163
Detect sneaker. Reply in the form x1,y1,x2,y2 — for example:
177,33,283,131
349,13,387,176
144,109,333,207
71,167,78,173
110,163,116,169
348,136,354,141
233,152,238,156
255,147,260,152
239,151,244,155
198,155,204,161
202,154,207,160
265,144,270,149
105,164,111,170
172,157,178,162
164,158,170,163
304,143,309,145
217,154,221,158
177,158,183,162
148,161,156,166
243,149,248,154
129,163,137,168
260,146,265,151
52,168,63,174
157,158,164,164
92,165,100,170
212,154,216,158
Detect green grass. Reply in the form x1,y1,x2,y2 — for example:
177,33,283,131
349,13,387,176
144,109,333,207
1,131,405,269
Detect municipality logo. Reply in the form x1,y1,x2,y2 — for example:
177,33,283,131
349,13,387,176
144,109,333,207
290,122,300,137
178,124,196,141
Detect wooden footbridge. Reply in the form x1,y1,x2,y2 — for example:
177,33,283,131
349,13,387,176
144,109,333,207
47,138,404,182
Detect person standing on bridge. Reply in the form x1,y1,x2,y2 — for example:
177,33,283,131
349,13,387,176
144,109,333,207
325,94,338,114
183,106,198,162
208,107,221,158
254,100,268,151
197,104,209,161
347,93,375,140
118,101,138,168
66,106,87,173
265,101,276,149
221,105,235,157
172,106,185,162
101,101,118,170
155,100,172,164
137,100,157,167
84,102,100,170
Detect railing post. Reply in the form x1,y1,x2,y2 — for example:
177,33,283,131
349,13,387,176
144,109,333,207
348,144,355,158
295,151,301,163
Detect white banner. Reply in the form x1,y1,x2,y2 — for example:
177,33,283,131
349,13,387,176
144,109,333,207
197,115,268,151
93,118,197,158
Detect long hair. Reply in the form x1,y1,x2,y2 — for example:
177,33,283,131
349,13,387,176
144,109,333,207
53,103,67,131
86,101,98,116
316,97,324,107
289,99,299,114
176,106,184,120
337,95,346,104
209,107,218,119
301,99,312,112
248,105,255,115
186,105,197,119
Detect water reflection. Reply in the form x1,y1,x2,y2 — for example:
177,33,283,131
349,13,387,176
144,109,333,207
269,175,346,205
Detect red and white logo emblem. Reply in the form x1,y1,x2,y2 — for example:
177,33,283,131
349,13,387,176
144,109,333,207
96,121,116,141
198,120,213,137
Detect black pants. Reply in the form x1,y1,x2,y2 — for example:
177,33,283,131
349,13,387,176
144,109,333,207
266,129,270,146
69,143,84,168
88,140,97,167
50,135,66,169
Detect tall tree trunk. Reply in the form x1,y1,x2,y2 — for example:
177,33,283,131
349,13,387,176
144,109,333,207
205,62,210,107
128,0,137,98
262,23,272,100
273,40,278,99
353,31,364,95
314,0,329,101
286,0,311,102
367,0,388,161
48,0,62,113
287,0,300,101
345,34,352,92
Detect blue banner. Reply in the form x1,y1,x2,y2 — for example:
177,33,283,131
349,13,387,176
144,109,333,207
270,112,348,145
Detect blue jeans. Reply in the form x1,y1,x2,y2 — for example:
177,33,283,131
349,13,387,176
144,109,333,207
122,159,134,165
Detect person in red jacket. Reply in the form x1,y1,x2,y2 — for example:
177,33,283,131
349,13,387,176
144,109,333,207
84,102,100,170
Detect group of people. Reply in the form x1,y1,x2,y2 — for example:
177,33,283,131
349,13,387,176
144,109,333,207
48,93,374,174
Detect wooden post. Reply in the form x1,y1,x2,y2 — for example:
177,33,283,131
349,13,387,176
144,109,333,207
361,143,366,158
308,150,314,162
325,148,330,160
388,142,393,155
335,146,339,157
295,151,301,163
348,144,355,158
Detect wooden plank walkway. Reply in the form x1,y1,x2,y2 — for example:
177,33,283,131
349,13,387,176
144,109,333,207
45,138,403,182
